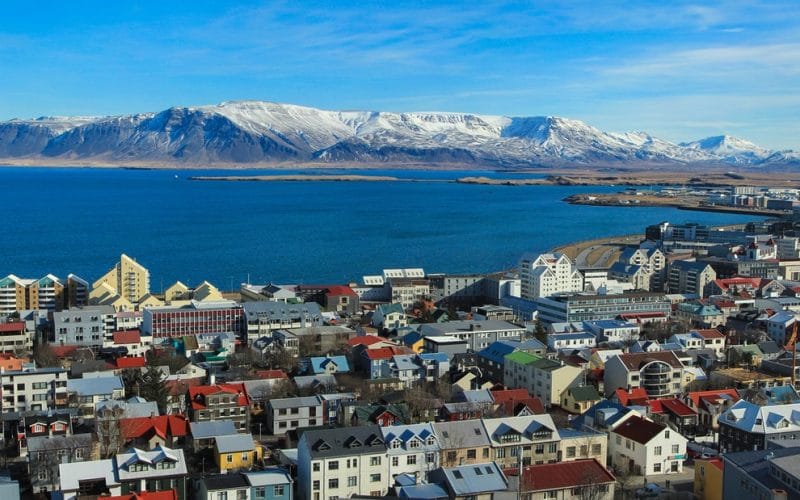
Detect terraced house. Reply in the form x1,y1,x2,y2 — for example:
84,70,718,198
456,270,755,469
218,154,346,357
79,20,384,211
481,415,560,469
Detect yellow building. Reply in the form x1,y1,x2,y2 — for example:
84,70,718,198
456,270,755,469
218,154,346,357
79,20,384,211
214,434,262,472
694,457,723,500
193,281,224,302
164,281,190,302
93,254,150,305
0,274,70,313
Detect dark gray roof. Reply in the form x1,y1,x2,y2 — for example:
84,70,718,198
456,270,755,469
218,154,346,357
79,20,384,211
202,473,250,491
301,425,386,459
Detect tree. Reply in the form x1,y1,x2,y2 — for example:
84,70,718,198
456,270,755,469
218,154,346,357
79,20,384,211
533,320,547,344
96,405,125,458
139,365,168,414
32,342,60,368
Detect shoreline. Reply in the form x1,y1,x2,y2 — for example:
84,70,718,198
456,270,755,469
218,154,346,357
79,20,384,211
563,193,788,217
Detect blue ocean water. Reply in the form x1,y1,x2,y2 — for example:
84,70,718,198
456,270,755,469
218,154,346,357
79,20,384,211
1,167,759,290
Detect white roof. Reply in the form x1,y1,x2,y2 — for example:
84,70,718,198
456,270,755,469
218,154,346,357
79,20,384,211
59,459,118,490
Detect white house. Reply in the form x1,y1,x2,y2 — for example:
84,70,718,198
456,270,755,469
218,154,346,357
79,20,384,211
381,423,440,482
608,415,687,476
371,303,407,330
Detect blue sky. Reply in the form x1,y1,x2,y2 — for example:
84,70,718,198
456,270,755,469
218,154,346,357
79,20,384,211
1,1,799,149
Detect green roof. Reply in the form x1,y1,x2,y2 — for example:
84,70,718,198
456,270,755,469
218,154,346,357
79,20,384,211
504,351,541,365
568,385,602,402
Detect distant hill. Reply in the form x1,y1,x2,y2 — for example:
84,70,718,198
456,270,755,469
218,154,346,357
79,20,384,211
0,100,796,168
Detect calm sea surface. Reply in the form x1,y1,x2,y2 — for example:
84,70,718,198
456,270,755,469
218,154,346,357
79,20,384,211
2,167,760,290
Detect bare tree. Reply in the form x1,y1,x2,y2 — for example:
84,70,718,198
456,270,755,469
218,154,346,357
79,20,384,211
96,406,125,458
574,465,613,500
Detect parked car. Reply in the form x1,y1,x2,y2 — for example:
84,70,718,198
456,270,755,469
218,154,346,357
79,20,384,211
635,483,662,498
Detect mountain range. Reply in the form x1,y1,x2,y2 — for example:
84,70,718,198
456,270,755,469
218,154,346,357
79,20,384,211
0,100,796,168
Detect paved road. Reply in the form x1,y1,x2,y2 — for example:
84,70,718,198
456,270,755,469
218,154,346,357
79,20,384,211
616,464,695,499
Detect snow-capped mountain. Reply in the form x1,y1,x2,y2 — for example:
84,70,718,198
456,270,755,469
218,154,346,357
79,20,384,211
0,100,793,168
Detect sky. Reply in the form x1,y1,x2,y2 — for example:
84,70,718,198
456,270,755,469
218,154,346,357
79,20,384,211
1,1,799,149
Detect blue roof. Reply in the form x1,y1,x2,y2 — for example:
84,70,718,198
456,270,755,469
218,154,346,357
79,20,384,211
397,483,449,499
378,303,405,315
66,375,123,396
571,399,632,431
419,352,449,362
402,331,423,345
309,355,350,374
549,332,595,340
477,340,518,364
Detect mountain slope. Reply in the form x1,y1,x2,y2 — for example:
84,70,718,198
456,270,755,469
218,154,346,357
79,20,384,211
0,100,793,168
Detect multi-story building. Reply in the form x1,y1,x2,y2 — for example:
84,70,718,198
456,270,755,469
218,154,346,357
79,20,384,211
419,320,524,352
66,375,125,416
142,300,245,339
381,423,440,482
667,260,717,297
603,351,687,398
92,253,151,306
519,253,583,299
243,301,323,341
503,352,584,408
608,415,687,476
535,291,671,325
0,274,70,314
115,445,188,499
718,400,800,453
371,303,407,330
266,395,325,436
275,325,356,355
481,415,560,468
521,459,615,500
189,383,251,432
722,447,800,499
215,433,261,473
477,340,547,383
297,425,389,500
432,420,492,468
1,366,68,413
0,322,33,352
583,319,641,344
53,305,116,347
617,247,667,291
28,433,93,494
557,428,607,464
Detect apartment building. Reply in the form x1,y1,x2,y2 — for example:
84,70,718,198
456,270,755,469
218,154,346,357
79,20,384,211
297,425,389,500
617,247,667,291
431,420,492,468
519,252,583,299
722,447,800,499
189,383,251,432
0,322,33,352
419,320,525,351
718,400,800,453
535,292,671,325
0,274,69,314
667,260,717,297
381,423,440,481
53,305,116,347
266,396,325,436
504,352,584,408
142,300,245,339
1,366,68,414
243,301,323,341
603,351,687,398
92,253,151,305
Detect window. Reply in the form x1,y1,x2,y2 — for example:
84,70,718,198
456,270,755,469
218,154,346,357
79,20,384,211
665,431,670,438
672,444,680,454
426,452,435,463
237,491,246,500
592,444,602,455
496,448,506,458
392,457,399,467
654,446,662,456
467,449,476,459
370,457,381,466
566,446,576,458
329,461,339,470
407,455,417,465
273,485,284,496
313,462,320,472
254,486,265,497
328,478,338,489
616,436,622,445
483,448,490,458
653,464,661,473
227,454,233,463
348,476,357,487
535,444,544,454
370,474,381,482
217,493,228,500
313,480,320,491
242,452,249,461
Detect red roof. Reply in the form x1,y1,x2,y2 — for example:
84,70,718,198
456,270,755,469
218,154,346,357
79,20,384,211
113,330,141,344
255,369,288,380
325,285,357,297
490,388,531,403
521,459,614,492
50,345,79,357
694,329,725,339
648,398,697,417
189,383,249,410
348,335,390,347
613,415,665,444
686,389,740,408
120,415,189,440
364,345,410,360
0,322,24,333
103,491,178,500
116,356,146,369
615,387,649,406
164,377,205,396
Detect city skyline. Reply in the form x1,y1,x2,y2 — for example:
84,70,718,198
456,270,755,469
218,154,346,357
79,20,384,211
1,1,799,150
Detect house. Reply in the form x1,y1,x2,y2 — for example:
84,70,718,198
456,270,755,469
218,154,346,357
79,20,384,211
613,387,649,407
557,428,608,465
481,414,560,469
432,420,492,468
18,412,73,457
490,387,545,417
297,425,389,500
646,398,699,437
245,468,293,500
195,474,251,500
692,329,727,359
67,374,125,416
304,355,350,375
583,319,640,345
349,403,410,427
28,433,93,494
608,415,687,475
215,433,262,473
561,385,602,415
189,420,239,451
372,303,408,330
242,301,322,341
427,461,509,499
120,415,190,450
603,351,687,398
608,262,652,291
189,383,250,432
381,423,440,482
547,331,596,352
419,320,525,351
115,445,189,499
683,389,741,434
727,344,764,367
675,302,726,328
266,396,324,436
111,330,146,357
694,457,723,500
520,459,615,500
571,400,640,433
58,459,121,500
765,311,796,344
